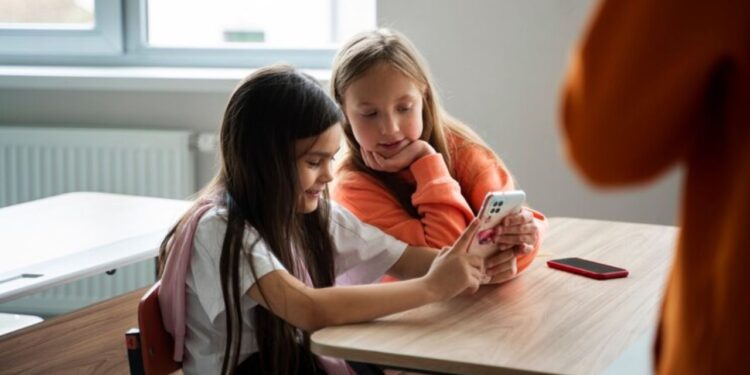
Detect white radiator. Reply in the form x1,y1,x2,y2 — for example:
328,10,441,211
0,126,196,207
0,126,197,316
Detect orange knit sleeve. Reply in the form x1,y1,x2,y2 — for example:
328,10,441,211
409,154,475,248
332,155,474,249
561,0,725,184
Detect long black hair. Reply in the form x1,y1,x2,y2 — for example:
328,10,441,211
160,65,343,374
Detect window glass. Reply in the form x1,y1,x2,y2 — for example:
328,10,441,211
146,0,376,49
0,0,94,29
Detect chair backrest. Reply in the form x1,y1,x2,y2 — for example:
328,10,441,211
138,281,181,375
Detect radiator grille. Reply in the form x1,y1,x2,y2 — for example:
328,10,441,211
0,126,195,207
0,126,196,316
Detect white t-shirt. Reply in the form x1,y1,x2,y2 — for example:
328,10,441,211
182,201,407,375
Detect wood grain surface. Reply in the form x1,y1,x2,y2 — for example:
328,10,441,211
312,217,677,375
0,287,159,375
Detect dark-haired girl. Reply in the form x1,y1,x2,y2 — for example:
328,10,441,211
157,65,484,375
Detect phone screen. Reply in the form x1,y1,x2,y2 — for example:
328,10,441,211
551,257,625,274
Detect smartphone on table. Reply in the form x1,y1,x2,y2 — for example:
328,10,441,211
467,190,526,258
547,257,629,280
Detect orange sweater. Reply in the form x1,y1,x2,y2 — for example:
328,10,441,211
333,135,546,274
562,0,750,374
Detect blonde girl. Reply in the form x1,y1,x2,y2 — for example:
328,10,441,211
331,29,547,283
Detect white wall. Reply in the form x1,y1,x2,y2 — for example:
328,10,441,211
376,0,681,225
0,0,681,225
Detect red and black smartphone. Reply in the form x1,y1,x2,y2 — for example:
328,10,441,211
547,257,628,280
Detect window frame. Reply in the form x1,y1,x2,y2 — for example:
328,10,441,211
0,0,123,56
0,0,358,69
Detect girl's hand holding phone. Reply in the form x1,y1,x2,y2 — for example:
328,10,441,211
479,208,538,284
361,140,436,173
423,220,484,299
492,207,539,256
483,248,517,284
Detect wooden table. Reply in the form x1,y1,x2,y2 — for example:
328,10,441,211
0,287,147,375
0,192,191,303
311,217,677,375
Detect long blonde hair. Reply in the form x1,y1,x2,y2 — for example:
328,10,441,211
331,28,499,216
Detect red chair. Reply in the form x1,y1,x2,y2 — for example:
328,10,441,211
126,281,182,375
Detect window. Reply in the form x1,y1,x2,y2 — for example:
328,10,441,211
0,0,376,69
0,0,122,56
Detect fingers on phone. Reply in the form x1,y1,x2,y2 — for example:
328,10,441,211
503,210,532,226
496,243,515,251
497,223,536,235
465,264,483,294
487,256,516,276
487,249,515,268
489,258,517,283
494,233,535,245
513,243,533,256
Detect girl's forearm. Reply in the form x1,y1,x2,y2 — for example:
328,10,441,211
309,277,439,330
386,245,436,280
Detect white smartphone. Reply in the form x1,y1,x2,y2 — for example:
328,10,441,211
467,190,526,258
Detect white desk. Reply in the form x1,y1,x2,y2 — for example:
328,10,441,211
0,313,43,336
0,192,191,303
